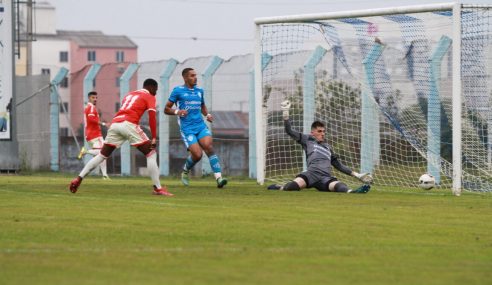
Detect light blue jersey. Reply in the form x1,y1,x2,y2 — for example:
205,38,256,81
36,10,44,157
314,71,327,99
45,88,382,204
168,85,207,134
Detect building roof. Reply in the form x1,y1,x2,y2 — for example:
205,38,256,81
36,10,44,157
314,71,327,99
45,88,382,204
38,30,138,49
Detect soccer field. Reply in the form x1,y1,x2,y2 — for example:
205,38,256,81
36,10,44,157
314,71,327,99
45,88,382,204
0,174,491,285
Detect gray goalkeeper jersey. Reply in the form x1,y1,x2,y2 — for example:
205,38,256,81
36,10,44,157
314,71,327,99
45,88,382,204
284,119,352,177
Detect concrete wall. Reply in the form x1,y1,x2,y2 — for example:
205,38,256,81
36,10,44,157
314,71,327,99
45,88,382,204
0,75,51,171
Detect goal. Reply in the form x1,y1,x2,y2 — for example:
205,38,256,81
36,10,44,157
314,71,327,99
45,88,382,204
253,3,492,194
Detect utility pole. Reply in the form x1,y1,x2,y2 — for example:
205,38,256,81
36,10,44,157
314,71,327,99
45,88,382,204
26,0,33,75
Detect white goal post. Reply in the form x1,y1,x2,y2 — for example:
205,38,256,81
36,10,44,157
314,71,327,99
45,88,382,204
254,3,492,194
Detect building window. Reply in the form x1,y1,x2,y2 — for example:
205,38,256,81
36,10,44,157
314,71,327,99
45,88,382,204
59,102,69,113
88,50,96,62
115,102,120,112
41,68,50,75
115,77,120,87
116,51,124,62
59,128,69,137
59,51,68,62
60,77,69,88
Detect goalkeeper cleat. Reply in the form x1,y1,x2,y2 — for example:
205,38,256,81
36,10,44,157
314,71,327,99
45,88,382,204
152,186,174,196
267,184,282,190
216,177,228,188
181,171,190,186
102,175,111,180
69,176,82,193
77,147,86,160
351,184,371,194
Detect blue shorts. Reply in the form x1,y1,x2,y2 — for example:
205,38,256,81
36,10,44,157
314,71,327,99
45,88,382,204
180,126,212,148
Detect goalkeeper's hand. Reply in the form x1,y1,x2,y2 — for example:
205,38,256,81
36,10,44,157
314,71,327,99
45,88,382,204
281,100,291,120
352,172,373,184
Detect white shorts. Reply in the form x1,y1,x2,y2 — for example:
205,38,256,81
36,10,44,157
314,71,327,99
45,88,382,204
104,121,149,148
87,136,104,149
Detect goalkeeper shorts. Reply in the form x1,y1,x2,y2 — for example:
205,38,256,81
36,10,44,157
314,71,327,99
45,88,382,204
297,171,338,192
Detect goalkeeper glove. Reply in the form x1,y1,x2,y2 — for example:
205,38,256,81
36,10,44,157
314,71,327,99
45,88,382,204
352,172,373,184
281,100,291,120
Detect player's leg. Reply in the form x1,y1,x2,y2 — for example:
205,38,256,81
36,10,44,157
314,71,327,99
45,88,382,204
70,123,121,193
328,180,370,193
198,128,227,188
181,133,202,186
267,175,307,191
87,137,109,179
136,141,173,196
129,122,173,196
69,144,115,193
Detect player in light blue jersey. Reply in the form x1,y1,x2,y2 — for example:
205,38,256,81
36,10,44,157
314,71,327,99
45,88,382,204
164,68,228,188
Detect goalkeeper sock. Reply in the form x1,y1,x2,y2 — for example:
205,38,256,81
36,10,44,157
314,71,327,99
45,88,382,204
283,181,300,191
333,182,349,192
183,156,198,172
146,152,161,189
208,154,222,178
79,154,105,178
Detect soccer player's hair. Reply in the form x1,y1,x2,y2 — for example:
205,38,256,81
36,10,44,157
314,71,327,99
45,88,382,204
143,78,158,88
88,91,97,97
182,68,194,76
311,121,325,130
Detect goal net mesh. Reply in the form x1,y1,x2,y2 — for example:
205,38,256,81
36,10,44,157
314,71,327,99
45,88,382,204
259,6,492,192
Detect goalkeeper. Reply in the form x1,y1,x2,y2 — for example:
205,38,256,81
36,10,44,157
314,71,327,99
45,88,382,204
267,100,373,193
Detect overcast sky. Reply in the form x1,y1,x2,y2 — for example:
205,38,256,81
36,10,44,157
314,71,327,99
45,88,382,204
47,0,491,62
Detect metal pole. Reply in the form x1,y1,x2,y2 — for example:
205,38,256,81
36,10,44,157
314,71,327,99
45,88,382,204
201,56,223,175
119,63,139,176
158,59,178,176
50,67,69,171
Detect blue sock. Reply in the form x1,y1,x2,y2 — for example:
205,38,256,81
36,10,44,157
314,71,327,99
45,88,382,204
208,154,222,174
183,156,198,172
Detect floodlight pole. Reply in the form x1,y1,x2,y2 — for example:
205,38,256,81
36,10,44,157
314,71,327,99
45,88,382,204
49,67,69,171
428,35,452,185
201,56,223,175
158,59,178,176
119,63,139,176
82,64,101,166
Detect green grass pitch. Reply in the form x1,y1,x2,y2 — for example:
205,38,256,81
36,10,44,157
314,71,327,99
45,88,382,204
1,174,491,285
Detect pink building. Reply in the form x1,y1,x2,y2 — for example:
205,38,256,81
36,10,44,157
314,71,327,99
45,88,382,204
61,31,138,134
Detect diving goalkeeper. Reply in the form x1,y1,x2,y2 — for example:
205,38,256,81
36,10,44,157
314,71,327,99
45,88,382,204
267,100,373,193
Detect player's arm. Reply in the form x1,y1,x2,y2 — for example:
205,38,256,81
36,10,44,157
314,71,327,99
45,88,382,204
164,100,187,117
331,153,373,183
201,103,213,122
331,153,353,176
280,100,303,143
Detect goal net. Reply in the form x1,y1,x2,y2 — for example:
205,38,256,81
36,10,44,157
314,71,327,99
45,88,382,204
254,4,492,193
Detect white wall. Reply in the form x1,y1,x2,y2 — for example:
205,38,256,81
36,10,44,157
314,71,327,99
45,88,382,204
35,2,57,35
32,38,71,128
